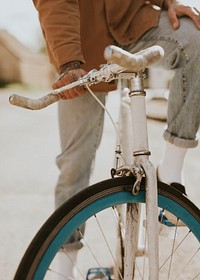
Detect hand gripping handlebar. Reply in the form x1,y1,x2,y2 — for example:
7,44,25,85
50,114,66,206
9,45,164,110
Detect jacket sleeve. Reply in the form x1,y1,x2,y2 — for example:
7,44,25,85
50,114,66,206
32,0,85,70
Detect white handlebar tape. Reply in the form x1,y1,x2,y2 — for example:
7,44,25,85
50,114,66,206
104,45,164,72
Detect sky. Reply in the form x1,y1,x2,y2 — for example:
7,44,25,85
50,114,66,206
0,0,199,52
0,0,42,51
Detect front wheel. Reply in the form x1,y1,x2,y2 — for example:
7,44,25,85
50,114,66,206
14,176,200,280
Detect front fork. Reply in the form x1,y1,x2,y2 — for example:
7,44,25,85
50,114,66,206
113,71,159,280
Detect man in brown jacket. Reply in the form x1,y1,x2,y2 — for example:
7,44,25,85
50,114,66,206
33,0,200,277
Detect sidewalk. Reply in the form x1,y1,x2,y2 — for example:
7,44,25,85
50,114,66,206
0,88,199,279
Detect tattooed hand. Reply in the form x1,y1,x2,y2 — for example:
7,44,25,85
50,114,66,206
53,61,87,100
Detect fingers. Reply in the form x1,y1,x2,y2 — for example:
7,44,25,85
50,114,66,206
190,7,200,30
181,6,200,30
52,69,87,100
167,4,200,30
167,6,179,29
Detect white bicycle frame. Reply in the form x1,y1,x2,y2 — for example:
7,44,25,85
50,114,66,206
117,71,159,280
9,44,164,280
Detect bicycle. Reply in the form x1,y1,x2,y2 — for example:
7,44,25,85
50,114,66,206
9,45,200,280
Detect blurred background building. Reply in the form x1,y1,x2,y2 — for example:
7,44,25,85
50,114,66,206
0,30,53,88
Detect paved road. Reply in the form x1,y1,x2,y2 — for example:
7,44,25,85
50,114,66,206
0,88,199,279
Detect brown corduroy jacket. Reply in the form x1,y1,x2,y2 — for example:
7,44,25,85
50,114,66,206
33,0,163,91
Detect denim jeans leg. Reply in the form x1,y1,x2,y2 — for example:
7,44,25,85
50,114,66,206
55,92,106,249
126,11,200,148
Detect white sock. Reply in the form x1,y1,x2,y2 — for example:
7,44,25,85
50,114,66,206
57,250,78,280
158,141,187,184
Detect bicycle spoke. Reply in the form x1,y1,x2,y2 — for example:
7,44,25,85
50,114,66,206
159,229,191,271
193,271,200,279
94,213,123,280
174,247,200,280
47,268,68,279
61,246,85,280
167,224,179,280
159,227,199,280
78,228,103,269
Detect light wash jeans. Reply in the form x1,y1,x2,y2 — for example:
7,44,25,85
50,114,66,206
55,11,200,248
126,11,200,148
